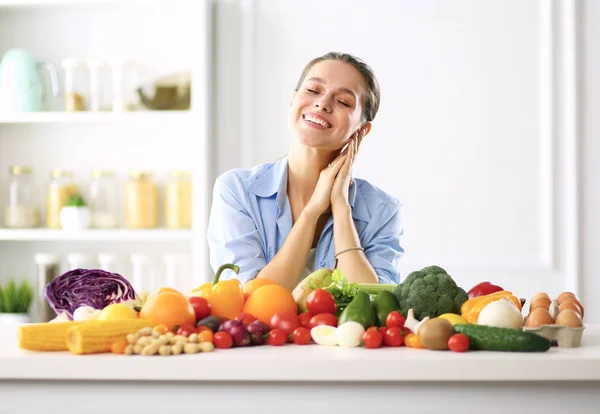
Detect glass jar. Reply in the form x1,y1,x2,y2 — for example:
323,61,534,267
3,166,40,228
62,58,87,112
165,170,192,229
87,59,111,112
125,170,158,229
89,169,119,228
46,169,79,229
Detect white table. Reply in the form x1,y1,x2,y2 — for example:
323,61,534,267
1,324,599,414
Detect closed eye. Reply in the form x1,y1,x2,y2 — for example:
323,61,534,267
307,89,319,94
337,100,350,107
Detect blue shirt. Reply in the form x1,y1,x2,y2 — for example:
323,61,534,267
206,156,404,285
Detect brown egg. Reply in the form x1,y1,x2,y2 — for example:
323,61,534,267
525,307,555,328
557,292,576,304
558,301,582,318
555,309,583,328
531,292,550,303
561,297,585,318
529,296,552,312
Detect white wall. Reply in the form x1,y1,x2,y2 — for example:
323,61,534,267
215,0,598,321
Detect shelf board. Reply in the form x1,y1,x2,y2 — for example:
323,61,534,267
0,228,194,242
0,0,148,7
0,110,193,124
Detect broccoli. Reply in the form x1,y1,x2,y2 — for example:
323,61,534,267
392,265,468,320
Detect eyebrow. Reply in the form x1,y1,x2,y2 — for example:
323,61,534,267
306,77,357,99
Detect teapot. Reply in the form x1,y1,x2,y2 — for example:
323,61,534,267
0,49,59,114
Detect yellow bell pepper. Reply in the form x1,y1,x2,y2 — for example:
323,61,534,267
405,334,425,349
460,290,522,324
191,264,244,320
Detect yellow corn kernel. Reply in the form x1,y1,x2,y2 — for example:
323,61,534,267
66,319,153,355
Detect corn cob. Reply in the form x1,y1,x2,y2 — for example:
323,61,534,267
18,322,80,351
66,319,153,355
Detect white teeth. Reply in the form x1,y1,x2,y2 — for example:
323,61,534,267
304,114,329,128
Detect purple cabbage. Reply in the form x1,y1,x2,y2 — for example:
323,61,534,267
44,268,137,320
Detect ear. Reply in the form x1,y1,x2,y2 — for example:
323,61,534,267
356,121,372,150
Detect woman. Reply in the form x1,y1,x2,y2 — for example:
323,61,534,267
207,52,404,291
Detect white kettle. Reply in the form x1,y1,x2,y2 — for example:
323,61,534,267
0,49,59,115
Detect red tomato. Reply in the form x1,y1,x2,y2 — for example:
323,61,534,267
383,327,404,347
385,311,406,329
402,327,412,336
270,312,300,335
234,312,257,325
268,329,287,346
298,312,313,328
362,329,383,349
176,324,197,337
292,327,311,345
378,326,387,335
309,313,338,328
188,296,211,322
213,331,233,349
448,333,470,353
306,289,337,315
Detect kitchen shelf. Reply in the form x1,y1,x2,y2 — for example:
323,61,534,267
0,228,194,242
0,111,193,124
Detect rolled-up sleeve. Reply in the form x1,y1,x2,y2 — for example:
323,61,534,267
206,175,267,283
364,203,404,284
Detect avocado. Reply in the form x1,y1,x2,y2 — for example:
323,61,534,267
373,290,400,326
338,291,377,329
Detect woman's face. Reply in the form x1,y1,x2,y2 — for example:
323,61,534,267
289,60,366,152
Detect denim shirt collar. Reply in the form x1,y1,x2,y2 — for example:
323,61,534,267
247,156,370,222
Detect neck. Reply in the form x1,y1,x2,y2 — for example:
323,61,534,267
287,139,336,205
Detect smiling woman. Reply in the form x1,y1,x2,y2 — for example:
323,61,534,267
207,52,404,291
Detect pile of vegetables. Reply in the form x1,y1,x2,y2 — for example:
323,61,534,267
294,265,469,320
44,268,138,320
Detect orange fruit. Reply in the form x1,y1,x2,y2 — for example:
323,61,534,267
243,284,298,324
139,291,195,330
243,278,279,302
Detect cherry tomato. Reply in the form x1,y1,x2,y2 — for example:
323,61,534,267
448,333,470,353
378,326,387,335
199,330,214,343
306,289,337,315
270,312,300,336
402,327,412,336
362,329,383,349
292,327,311,345
176,324,197,337
268,329,287,346
188,296,211,322
385,311,406,329
383,327,404,347
298,312,313,328
234,312,257,325
213,331,233,349
309,313,338,328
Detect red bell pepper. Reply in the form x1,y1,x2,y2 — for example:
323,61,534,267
467,281,503,299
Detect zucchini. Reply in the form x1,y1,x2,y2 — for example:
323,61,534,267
454,324,551,352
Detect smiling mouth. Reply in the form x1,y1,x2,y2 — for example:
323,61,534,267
303,114,332,128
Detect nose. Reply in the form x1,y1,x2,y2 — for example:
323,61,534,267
313,94,332,112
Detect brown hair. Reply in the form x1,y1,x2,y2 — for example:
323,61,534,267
295,52,381,122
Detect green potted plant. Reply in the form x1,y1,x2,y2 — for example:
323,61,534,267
0,279,34,324
60,194,91,231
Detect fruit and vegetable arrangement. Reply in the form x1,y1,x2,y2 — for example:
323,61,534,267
16,263,587,357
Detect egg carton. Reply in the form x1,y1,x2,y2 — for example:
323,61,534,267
522,324,585,348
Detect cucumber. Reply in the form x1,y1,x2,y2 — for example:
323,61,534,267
454,324,551,352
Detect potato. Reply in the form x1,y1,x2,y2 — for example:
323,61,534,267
419,318,456,350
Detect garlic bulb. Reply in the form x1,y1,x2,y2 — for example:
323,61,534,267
477,298,524,329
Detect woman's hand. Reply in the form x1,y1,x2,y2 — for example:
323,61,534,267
331,131,361,211
304,149,347,218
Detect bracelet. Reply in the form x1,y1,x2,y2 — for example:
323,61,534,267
334,246,365,258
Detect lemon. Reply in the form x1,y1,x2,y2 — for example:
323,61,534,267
97,303,138,321
437,313,467,326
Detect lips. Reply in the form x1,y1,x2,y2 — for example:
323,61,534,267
302,113,332,128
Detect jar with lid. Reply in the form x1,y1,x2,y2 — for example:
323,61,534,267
3,166,40,228
46,169,79,229
89,169,119,228
125,170,158,229
87,59,111,112
165,170,192,229
62,58,87,112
